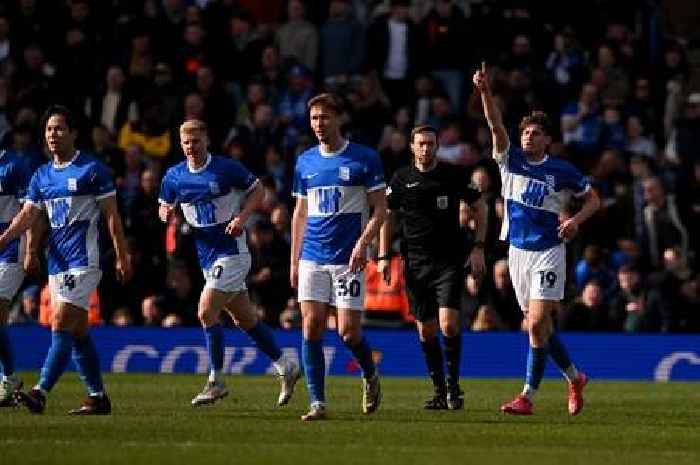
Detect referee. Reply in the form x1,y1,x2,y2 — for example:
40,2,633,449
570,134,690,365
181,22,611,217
379,125,487,410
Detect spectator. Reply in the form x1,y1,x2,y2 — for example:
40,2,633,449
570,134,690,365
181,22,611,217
610,264,661,332
470,304,507,332
320,0,365,90
561,280,613,331
421,0,468,109
110,307,134,327
275,0,318,72
367,0,420,107
247,221,290,326
641,177,689,269
85,65,136,136
484,259,522,330
8,285,40,325
625,115,656,158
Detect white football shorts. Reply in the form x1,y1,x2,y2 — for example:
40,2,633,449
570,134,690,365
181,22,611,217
297,259,365,310
0,263,25,301
48,268,102,311
203,254,251,293
508,243,566,313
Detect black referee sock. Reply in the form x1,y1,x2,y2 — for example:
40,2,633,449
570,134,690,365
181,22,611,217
443,334,462,388
420,338,446,394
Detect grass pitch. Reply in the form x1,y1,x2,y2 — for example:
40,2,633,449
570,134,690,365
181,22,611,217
1,373,698,465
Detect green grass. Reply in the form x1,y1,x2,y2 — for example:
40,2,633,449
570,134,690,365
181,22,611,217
1,373,698,465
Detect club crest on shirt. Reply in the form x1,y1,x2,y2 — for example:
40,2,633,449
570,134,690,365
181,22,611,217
437,195,448,210
209,181,220,195
68,178,77,192
545,175,556,189
339,166,350,181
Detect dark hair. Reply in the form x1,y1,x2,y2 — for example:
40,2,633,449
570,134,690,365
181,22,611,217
519,111,551,136
410,124,438,143
41,105,76,132
307,92,343,114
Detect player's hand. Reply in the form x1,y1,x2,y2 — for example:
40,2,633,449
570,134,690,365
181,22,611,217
472,61,489,93
378,258,391,285
557,218,579,240
349,241,368,272
290,262,299,289
115,253,133,283
468,247,486,279
225,216,245,237
23,252,41,278
158,204,175,223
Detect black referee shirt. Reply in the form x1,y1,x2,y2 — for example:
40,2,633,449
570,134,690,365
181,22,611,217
387,161,480,261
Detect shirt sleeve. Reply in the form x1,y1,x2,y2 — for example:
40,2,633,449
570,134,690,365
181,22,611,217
227,159,258,195
560,163,591,197
92,161,116,200
26,170,44,209
386,172,403,211
13,158,32,202
158,170,178,206
292,159,306,198
492,138,512,167
365,149,386,192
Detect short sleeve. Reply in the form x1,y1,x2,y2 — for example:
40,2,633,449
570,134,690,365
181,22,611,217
560,164,591,197
92,161,116,200
26,170,44,209
365,150,386,192
158,170,178,206
227,159,258,194
292,160,306,198
386,172,403,211
493,139,512,167
13,158,32,201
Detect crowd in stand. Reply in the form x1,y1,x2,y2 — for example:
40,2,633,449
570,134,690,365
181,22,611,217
1,0,698,332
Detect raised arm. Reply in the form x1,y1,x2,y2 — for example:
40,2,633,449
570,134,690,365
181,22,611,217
290,195,308,288
99,195,133,283
473,62,509,157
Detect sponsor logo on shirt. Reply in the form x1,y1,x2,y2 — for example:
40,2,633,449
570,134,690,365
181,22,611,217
437,195,448,210
339,166,350,181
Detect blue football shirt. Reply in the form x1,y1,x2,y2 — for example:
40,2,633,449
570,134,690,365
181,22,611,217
26,151,116,275
496,143,590,251
0,150,33,264
292,140,385,265
159,154,258,269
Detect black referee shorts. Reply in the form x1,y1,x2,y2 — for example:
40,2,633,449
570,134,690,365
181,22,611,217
404,255,464,322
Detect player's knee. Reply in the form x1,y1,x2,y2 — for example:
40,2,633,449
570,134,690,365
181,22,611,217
528,316,551,341
440,321,459,338
340,329,360,346
302,316,325,339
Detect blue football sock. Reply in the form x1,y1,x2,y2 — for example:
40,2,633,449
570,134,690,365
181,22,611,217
302,338,325,404
524,346,548,392
245,321,282,361
548,332,572,371
0,325,15,377
548,332,578,381
344,336,376,379
38,331,74,393
204,324,224,374
72,334,105,395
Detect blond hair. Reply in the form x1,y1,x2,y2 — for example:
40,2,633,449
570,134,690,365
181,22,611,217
179,119,208,135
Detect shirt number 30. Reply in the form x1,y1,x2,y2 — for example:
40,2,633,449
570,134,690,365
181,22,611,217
336,278,361,297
